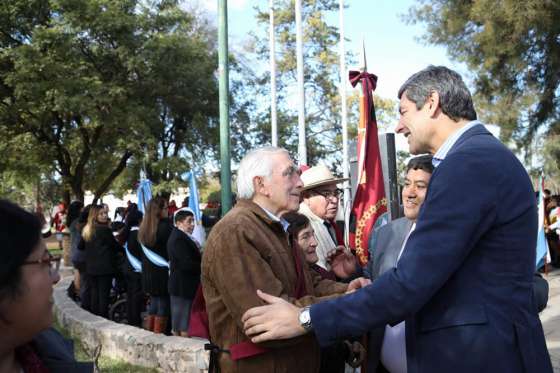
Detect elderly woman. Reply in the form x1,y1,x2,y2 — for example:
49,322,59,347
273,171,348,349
0,199,93,372
283,211,365,373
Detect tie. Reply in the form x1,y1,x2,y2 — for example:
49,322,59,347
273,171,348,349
323,221,337,243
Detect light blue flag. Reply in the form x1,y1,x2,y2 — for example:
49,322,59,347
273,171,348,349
184,170,206,247
137,178,152,214
536,176,549,269
185,171,202,221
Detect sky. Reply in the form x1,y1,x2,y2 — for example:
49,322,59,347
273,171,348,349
186,0,498,151
195,0,467,98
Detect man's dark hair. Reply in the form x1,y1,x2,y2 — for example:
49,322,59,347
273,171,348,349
0,199,42,306
66,200,84,226
406,155,434,175
175,209,194,223
398,65,477,122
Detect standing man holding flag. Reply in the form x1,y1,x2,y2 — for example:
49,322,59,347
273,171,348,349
242,66,552,373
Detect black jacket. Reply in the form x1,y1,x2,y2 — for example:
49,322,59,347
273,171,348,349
167,227,201,299
81,224,120,276
141,219,172,296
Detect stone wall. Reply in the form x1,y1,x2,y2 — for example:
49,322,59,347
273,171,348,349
53,276,209,372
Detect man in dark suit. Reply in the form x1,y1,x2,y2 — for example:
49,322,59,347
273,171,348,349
242,65,552,373
364,155,433,373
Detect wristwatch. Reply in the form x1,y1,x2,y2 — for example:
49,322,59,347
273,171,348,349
299,306,313,332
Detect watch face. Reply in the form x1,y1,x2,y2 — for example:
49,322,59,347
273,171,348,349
300,309,310,324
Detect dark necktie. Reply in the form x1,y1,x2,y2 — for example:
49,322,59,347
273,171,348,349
323,221,337,243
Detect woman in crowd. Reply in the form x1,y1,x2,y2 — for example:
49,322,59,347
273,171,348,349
80,205,120,318
67,201,84,297
138,197,172,334
283,211,365,373
0,199,93,372
121,207,145,328
168,209,201,336
72,205,92,311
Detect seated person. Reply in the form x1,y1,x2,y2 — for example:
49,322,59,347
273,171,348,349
0,199,93,372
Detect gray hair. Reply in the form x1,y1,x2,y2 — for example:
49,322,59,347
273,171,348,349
398,65,477,122
237,146,290,199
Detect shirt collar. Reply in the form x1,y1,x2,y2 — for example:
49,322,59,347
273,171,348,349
259,205,290,232
432,120,482,168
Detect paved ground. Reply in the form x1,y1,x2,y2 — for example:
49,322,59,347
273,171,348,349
541,268,560,371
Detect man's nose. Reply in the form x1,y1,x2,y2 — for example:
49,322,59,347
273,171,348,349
395,120,406,134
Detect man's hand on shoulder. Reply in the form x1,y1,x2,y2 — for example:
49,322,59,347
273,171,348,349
242,290,307,342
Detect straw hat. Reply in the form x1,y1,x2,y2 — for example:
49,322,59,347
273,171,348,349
300,164,349,191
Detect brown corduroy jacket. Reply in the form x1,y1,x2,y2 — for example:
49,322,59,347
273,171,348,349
202,199,348,373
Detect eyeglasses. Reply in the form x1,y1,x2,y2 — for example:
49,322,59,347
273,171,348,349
22,252,61,276
312,188,342,200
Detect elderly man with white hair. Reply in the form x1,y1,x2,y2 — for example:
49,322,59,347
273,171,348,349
201,146,366,373
299,165,348,270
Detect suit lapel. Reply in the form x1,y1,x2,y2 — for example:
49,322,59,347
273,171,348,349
379,218,413,273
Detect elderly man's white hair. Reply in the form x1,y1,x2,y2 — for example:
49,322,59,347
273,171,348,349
237,146,290,199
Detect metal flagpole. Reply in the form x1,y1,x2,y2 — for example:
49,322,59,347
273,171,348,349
295,0,307,164
269,0,278,146
218,0,232,215
339,0,351,248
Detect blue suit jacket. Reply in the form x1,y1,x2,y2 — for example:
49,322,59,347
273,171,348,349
311,125,552,373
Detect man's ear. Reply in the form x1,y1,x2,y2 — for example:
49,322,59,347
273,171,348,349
426,90,441,117
253,176,267,196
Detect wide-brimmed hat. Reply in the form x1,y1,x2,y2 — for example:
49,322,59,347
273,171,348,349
301,164,349,191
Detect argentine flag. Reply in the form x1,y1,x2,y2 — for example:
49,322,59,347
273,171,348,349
185,170,206,248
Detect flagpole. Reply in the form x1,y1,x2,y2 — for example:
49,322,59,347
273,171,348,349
218,0,232,215
295,0,307,164
339,0,351,248
269,0,278,146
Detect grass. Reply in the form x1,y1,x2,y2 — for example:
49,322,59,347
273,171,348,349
53,320,159,373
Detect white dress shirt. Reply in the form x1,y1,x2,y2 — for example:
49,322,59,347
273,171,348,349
380,223,416,373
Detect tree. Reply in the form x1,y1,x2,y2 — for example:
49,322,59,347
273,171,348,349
407,0,560,149
232,0,399,171
0,0,219,203
236,0,356,167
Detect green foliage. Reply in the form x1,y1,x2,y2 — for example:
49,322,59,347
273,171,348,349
234,0,399,169
0,0,218,203
543,134,560,191
407,0,560,151
234,0,353,166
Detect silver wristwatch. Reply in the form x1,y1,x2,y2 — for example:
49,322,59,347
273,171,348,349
299,306,313,332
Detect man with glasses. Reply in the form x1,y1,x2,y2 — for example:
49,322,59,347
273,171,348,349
299,164,348,270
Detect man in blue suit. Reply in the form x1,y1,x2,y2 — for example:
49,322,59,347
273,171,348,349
242,65,552,373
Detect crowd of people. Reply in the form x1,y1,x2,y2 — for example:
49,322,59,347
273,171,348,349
1,65,556,373
63,198,203,337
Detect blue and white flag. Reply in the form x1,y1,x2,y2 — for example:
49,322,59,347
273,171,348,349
536,175,550,269
184,170,206,247
137,178,152,214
